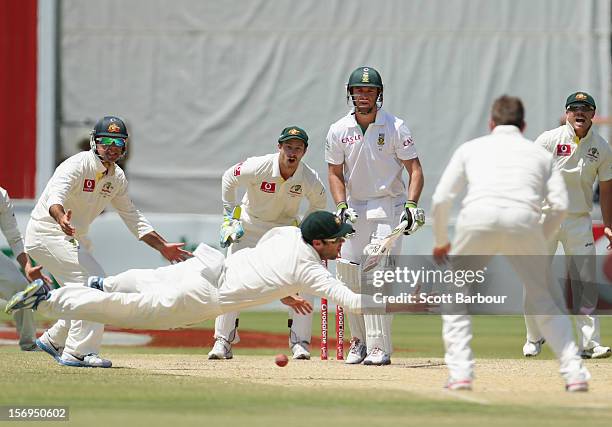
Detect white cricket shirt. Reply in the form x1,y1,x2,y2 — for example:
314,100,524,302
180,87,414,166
431,126,568,246
30,151,154,239
222,153,326,225
0,187,25,256
535,122,612,215
325,109,418,201
217,226,382,313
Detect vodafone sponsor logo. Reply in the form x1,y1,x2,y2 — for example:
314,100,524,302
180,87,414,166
83,179,95,192
260,181,276,193
341,134,362,145
556,144,571,156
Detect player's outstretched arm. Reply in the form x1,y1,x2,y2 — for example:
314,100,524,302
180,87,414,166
140,231,193,263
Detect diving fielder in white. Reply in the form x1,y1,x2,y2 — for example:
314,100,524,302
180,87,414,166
8,212,389,344
210,126,326,360
432,96,590,392
0,187,50,350
523,92,612,359
25,116,191,368
326,66,425,365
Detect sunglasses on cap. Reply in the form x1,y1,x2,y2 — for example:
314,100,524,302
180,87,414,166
567,105,594,113
96,137,126,147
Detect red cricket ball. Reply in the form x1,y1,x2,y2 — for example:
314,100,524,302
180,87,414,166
274,354,289,367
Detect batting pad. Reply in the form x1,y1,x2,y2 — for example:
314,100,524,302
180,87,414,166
336,258,366,342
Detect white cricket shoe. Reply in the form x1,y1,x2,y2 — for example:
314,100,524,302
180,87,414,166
36,331,64,362
523,338,545,357
445,377,473,391
208,337,233,360
87,276,105,291
59,352,112,368
363,347,391,366
581,345,612,359
5,279,50,314
344,338,367,364
291,342,311,360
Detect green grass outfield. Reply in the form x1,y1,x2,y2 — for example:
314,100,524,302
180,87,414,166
1,313,611,427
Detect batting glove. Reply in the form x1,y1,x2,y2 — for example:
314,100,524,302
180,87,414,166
335,201,358,224
399,200,425,235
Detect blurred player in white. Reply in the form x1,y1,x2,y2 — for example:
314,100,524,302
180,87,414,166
523,92,612,359
0,186,51,350
8,212,394,342
209,126,327,360
432,95,589,392
326,66,425,365
25,116,191,368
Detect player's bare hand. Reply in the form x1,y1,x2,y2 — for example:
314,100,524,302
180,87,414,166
160,242,193,263
433,243,451,264
604,226,612,250
58,209,75,236
25,264,52,284
280,295,313,315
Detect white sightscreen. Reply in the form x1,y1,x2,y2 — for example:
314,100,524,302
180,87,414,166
59,0,611,215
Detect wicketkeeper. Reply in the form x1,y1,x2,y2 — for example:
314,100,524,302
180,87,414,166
210,126,327,360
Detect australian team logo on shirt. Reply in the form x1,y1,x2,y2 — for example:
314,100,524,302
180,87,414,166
556,144,572,156
586,147,599,161
260,181,276,193
83,179,95,192
289,184,303,196
101,182,114,197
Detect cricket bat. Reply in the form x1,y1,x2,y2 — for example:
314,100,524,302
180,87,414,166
361,220,408,273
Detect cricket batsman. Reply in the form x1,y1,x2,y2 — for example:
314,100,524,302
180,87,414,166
326,66,425,365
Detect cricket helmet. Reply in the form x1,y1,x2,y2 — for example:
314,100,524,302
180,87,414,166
346,66,383,109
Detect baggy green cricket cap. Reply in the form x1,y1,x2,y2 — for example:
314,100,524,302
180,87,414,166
565,92,596,110
300,211,354,242
278,126,309,146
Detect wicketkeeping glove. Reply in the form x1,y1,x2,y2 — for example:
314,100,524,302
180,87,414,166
335,201,358,224
399,200,425,235
219,207,245,248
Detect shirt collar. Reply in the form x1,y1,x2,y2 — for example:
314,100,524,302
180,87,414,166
490,125,522,135
272,152,303,181
300,234,323,262
272,153,281,178
89,150,116,178
564,121,592,144
346,108,386,128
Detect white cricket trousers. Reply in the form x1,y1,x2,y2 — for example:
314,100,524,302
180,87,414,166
213,217,313,348
443,227,588,383
25,220,105,356
0,252,36,349
341,197,405,354
524,214,601,350
37,257,221,329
